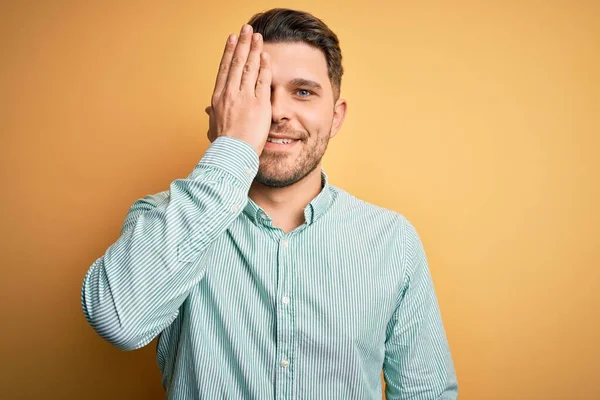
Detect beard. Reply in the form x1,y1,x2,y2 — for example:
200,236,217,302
255,126,331,188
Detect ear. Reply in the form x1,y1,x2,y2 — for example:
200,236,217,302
329,98,347,139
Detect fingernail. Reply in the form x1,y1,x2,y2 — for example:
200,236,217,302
228,34,237,43
253,33,260,42
242,24,251,33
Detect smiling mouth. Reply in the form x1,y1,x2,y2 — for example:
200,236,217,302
264,138,301,151
266,138,300,144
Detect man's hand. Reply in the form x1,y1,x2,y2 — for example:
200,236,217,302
205,24,272,156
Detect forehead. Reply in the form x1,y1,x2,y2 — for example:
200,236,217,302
263,41,329,85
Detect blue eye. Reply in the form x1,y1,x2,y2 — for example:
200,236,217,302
297,89,312,97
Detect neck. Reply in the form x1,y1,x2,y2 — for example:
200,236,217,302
248,166,323,229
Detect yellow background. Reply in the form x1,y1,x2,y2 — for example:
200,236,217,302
1,1,598,399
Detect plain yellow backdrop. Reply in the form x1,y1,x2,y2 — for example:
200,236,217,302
1,1,598,399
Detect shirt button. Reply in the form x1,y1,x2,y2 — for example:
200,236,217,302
282,296,290,305
282,239,289,248
260,212,268,219
281,359,289,368
231,204,240,213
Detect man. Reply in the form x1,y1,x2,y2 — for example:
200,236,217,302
81,8,458,399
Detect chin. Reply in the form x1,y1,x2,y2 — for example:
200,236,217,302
255,171,299,188
255,162,320,189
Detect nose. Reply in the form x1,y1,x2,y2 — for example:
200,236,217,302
270,89,291,123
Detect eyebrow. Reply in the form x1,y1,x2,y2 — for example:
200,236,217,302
288,78,323,91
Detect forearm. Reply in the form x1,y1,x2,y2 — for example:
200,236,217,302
81,137,258,350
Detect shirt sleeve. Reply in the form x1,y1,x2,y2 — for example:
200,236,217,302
81,136,259,351
383,217,459,399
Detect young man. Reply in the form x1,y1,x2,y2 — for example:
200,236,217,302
81,8,458,399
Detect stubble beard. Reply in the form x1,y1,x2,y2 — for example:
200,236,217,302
255,130,330,188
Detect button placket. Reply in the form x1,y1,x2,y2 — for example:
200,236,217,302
275,235,294,398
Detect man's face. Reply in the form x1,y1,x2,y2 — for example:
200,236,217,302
255,41,346,188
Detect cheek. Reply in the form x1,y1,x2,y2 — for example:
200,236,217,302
298,105,332,135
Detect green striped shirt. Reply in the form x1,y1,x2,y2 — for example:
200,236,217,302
81,136,458,399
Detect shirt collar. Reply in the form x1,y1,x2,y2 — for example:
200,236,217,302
243,169,332,227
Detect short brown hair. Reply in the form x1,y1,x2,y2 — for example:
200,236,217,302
248,8,344,101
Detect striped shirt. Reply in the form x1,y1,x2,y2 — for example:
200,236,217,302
81,136,458,399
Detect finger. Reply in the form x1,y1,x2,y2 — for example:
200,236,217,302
213,34,238,97
225,24,254,92
207,128,217,143
240,32,263,92
255,52,272,100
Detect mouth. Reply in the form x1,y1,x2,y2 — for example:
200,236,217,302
264,137,301,150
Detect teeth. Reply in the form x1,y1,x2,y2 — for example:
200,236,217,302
267,138,295,144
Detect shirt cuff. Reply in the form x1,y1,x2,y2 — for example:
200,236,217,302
190,136,260,188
